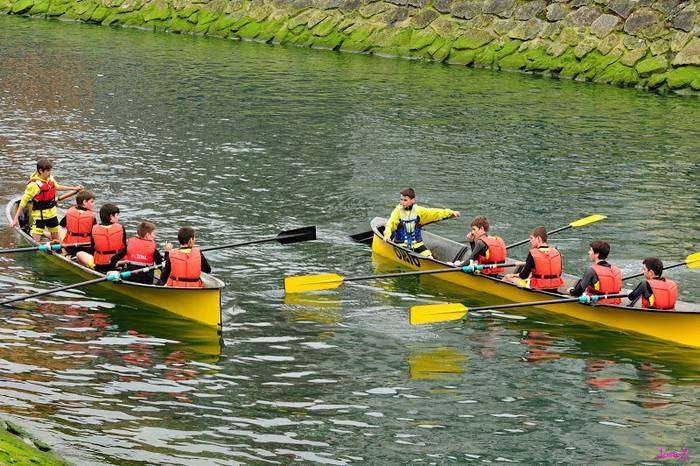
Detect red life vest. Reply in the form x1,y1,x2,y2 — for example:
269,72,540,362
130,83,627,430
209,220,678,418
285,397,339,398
28,177,56,211
62,207,95,245
642,278,677,310
166,248,203,288
586,264,622,304
476,235,506,275
529,247,564,290
92,224,125,266
125,237,156,266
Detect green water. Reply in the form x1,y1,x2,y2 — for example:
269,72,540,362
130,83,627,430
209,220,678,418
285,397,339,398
1,15,699,465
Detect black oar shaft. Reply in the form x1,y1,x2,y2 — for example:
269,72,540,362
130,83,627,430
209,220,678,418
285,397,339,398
506,225,573,249
344,263,518,282
0,277,107,306
623,261,685,281
468,293,628,313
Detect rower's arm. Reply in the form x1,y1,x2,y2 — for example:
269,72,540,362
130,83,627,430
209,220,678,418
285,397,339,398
416,206,456,225
383,206,401,239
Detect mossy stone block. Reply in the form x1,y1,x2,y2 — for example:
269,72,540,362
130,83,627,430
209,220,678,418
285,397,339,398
196,8,218,26
646,71,668,88
666,66,700,89
103,11,127,25
0,0,12,11
89,5,110,22
257,20,285,42
143,5,170,21
169,16,195,32
272,26,290,44
595,62,638,85
447,48,477,65
230,15,252,31
496,40,521,59
635,55,667,76
211,14,237,32
498,50,527,69
29,0,50,15
11,0,34,14
452,28,495,50
176,5,197,18
312,17,336,37
311,30,345,49
78,3,98,20
425,36,447,55
237,21,262,39
339,36,372,52
410,29,437,50
475,42,501,66
47,1,70,16
120,10,144,25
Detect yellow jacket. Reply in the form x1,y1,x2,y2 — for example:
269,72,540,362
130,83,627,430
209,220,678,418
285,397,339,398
384,204,456,240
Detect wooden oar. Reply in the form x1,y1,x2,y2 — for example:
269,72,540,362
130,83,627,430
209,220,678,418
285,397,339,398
57,189,81,203
409,293,629,325
0,242,90,254
505,214,608,249
200,225,316,252
285,262,518,293
622,251,700,281
0,263,161,307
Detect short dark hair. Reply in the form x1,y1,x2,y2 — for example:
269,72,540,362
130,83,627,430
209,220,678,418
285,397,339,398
589,240,610,260
137,221,156,238
531,226,547,242
400,188,416,199
36,158,53,172
643,257,664,277
177,226,196,245
471,215,490,232
99,203,120,224
76,190,95,206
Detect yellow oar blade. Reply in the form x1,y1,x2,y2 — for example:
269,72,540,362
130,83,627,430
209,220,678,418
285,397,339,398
570,214,607,228
284,274,344,294
686,252,700,268
410,303,469,325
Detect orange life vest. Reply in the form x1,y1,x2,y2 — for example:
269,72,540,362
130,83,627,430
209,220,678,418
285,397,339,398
529,247,564,290
29,177,56,211
166,248,203,288
586,264,622,304
476,235,507,275
62,207,95,245
642,278,677,310
125,237,156,267
92,224,125,266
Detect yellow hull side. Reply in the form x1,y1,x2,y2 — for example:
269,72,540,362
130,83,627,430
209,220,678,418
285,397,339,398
372,235,700,349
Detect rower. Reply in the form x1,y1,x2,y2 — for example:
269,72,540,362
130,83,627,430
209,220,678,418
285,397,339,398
76,203,126,274
116,221,166,285
161,227,211,288
504,226,564,292
60,190,96,256
568,240,622,304
450,216,506,276
383,187,460,258
10,158,83,241
627,257,678,310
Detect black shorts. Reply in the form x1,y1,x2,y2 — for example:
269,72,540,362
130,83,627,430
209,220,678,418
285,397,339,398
34,216,59,230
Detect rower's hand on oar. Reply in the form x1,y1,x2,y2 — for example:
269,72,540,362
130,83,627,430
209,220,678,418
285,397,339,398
106,271,121,282
452,211,461,218
383,235,390,243
163,241,173,252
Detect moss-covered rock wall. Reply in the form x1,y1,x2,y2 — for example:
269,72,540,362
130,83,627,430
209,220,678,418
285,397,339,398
3,0,700,94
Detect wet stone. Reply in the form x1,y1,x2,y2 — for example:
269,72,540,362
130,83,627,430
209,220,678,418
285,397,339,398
508,18,544,40
451,1,481,19
624,9,661,34
514,0,545,20
591,13,620,37
546,3,568,21
482,0,516,18
672,9,696,32
672,37,700,65
432,0,452,13
651,0,681,16
608,0,636,18
567,6,602,27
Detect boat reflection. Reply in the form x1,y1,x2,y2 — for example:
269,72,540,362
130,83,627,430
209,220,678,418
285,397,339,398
407,345,465,381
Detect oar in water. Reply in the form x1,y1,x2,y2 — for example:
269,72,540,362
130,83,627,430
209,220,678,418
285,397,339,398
0,242,90,254
287,214,606,294
285,263,517,294
0,226,317,306
505,214,608,249
622,251,700,281
0,263,161,306
409,293,629,325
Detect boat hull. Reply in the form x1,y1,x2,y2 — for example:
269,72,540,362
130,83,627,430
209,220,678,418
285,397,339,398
370,217,700,349
5,198,223,329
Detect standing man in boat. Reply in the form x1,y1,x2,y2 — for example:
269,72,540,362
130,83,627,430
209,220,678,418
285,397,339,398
503,226,564,292
568,240,622,304
161,227,211,287
383,188,460,258
627,257,678,310
10,158,84,241
76,203,126,274
449,216,506,276
60,190,97,256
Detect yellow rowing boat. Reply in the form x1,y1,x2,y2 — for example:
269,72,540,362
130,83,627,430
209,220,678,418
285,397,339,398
5,197,224,329
369,217,700,349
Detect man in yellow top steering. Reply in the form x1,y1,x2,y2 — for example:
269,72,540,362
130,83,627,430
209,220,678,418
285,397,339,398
11,158,84,241
383,187,460,258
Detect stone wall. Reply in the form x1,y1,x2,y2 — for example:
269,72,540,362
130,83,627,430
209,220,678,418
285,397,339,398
2,0,700,94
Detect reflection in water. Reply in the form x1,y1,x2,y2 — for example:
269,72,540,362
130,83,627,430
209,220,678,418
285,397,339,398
407,346,465,381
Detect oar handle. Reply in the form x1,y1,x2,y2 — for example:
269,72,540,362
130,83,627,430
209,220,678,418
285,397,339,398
468,292,628,313
344,263,518,282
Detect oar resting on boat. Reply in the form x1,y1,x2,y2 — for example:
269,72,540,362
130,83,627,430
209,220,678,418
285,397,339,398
409,293,629,325
0,242,90,254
